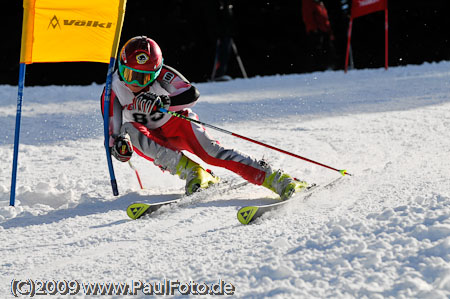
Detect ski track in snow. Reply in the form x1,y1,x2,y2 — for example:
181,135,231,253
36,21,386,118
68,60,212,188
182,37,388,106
0,62,449,298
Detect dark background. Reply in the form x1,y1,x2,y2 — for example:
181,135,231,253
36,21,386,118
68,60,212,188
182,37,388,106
2,0,449,86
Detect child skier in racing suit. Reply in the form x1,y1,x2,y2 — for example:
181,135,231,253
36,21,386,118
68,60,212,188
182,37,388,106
101,36,307,200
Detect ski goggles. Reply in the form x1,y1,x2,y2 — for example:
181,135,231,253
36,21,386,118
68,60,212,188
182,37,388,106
118,60,163,87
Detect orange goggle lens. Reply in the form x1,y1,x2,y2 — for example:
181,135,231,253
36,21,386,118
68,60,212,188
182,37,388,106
118,62,162,87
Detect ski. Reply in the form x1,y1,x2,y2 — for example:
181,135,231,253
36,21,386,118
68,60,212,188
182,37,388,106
127,180,249,220
237,177,344,225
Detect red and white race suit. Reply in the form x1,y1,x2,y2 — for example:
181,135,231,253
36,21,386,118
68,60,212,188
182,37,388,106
101,65,268,185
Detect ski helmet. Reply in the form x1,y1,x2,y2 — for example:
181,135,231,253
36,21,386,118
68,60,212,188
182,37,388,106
118,36,163,87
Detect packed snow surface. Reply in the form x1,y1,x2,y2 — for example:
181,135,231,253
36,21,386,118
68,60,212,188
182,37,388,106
1,62,449,298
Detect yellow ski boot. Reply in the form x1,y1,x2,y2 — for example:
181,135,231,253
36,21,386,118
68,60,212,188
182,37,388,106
176,155,220,195
262,169,308,200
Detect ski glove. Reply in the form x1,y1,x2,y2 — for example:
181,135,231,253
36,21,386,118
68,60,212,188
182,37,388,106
135,92,171,115
111,134,133,162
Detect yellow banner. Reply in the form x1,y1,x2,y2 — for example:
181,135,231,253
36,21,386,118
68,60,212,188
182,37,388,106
20,0,126,64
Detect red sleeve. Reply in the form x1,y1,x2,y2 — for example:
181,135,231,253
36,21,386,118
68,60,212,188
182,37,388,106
156,65,200,111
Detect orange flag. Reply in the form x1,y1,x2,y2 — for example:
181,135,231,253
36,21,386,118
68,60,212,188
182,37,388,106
20,0,126,64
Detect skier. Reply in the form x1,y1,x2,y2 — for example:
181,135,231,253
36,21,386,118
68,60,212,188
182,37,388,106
302,0,337,71
101,36,308,200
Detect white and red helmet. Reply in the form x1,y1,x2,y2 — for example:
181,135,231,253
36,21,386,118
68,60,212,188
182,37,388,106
118,36,163,87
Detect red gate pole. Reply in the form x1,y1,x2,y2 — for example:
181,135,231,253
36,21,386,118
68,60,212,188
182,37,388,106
345,18,353,73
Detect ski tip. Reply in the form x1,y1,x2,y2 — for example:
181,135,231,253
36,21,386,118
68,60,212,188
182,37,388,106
126,203,150,220
237,206,259,225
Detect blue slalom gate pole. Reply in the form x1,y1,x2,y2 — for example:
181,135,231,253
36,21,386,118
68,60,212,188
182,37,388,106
103,57,119,196
10,63,26,206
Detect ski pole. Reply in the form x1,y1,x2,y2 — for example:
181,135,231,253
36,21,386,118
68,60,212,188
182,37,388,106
159,108,351,176
128,160,144,189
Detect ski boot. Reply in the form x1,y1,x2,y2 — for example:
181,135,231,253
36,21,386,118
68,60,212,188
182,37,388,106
262,169,308,200
176,155,220,195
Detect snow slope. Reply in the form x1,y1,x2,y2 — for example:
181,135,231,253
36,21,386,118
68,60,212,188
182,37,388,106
1,62,450,298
